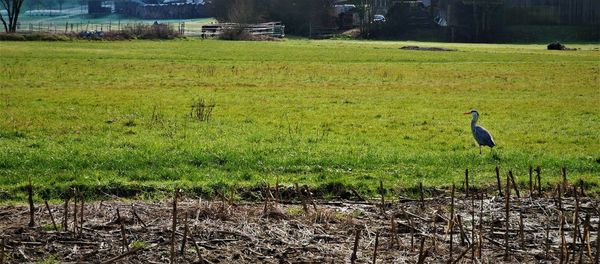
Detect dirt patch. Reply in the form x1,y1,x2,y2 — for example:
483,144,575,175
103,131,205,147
400,46,457,51
547,42,578,51
0,192,598,263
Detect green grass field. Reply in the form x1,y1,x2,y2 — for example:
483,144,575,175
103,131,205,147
0,40,599,200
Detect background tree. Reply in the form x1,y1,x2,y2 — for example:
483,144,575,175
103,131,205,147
43,0,56,16
57,0,66,13
347,0,375,38
78,0,87,15
209,0,333,35
26,0,35,11
378,3,411,38
0,0,25,33
226,0,257,24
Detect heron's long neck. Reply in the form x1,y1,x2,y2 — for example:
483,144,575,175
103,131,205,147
471,116,478,127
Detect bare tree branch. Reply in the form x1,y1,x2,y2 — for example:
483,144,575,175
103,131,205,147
0,15,8,32
0,0,10,11
11,0,24,32
0,0,9,32
0,0,24,33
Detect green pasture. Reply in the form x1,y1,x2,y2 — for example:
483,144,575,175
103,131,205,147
0,40,599,200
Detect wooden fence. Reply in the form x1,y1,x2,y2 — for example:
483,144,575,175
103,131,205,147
200,22,285,38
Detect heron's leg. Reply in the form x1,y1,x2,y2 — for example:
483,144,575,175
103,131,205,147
479,146,482,154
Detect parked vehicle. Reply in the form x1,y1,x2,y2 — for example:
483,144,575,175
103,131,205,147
373,14,386,23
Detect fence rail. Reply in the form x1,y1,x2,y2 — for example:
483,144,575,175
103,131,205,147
200,22,285,38
15,21,204,36
13,21,289,38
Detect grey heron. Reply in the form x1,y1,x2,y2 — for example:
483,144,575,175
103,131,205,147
464,110,496,154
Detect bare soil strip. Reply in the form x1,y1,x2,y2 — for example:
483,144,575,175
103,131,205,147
0,192,598,263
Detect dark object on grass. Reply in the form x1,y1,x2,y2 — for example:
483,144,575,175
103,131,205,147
400,46,457,51
27,179,34,227
547,42,577,51
547,42,565,50
350,228,360,264
79,30,105,39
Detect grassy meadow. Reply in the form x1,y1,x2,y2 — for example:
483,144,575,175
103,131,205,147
0,40,599,200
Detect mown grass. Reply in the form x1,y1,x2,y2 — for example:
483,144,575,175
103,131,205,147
0,39,599,201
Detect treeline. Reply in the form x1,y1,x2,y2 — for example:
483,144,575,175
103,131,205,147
208,0,335,35
504,0,600,26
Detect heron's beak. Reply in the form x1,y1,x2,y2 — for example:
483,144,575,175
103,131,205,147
463,112,471,115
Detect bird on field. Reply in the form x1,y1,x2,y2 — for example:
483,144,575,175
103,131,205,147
464,110,496,154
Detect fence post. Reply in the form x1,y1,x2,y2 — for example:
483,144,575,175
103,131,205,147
65,22,68,33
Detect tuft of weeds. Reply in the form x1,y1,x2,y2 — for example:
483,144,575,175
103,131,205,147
41,224,61,231
190,98,215,122
149,105,165,126
350,210,364,218
310,209,339,224
286,206,304,216
123,119,136,127
36,255,60,264
130,240,150,249
196,201,233,221
0,130,26,139
198,64,217,77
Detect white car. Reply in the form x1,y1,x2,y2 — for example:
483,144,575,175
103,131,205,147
373,14,386,23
